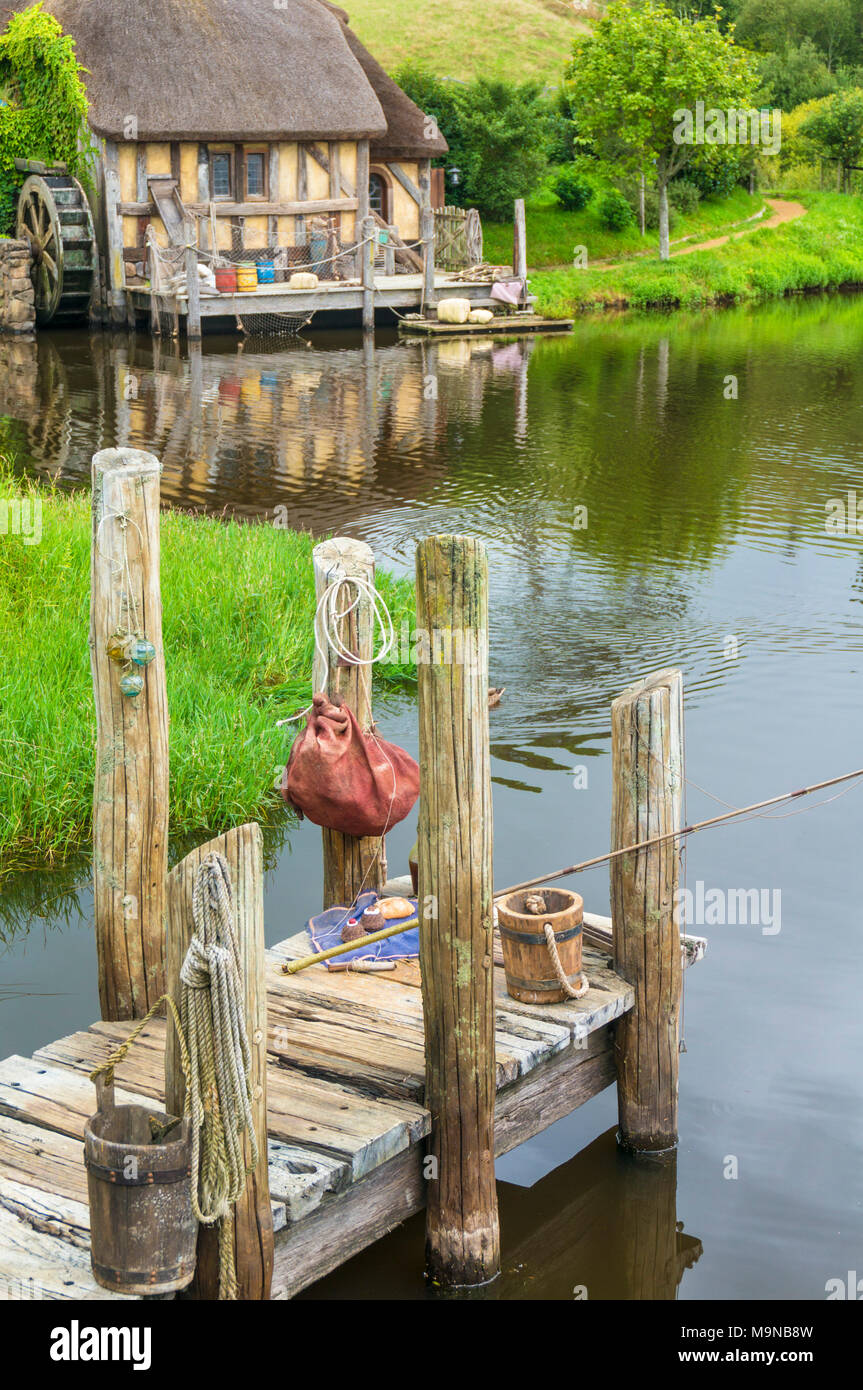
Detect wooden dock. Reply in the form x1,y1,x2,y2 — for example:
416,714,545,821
0,909,704,1300
129,271,507,327
399,314,573,338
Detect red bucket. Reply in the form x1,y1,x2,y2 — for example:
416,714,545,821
215,265,237,293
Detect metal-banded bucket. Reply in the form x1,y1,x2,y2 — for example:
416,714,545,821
497,888,583,1004
84,1074,197,1295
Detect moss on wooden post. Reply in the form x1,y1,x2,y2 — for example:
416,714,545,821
611,668,684,1153
416,534,500,1288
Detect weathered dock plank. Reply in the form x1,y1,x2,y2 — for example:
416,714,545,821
0,1202,134,1301
0,901,706,1299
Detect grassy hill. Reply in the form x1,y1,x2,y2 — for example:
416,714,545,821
343,0,594,84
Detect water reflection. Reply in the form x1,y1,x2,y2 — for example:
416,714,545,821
298,1128,703,1300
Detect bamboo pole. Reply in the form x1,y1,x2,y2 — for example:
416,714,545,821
165,823,273,1301
90,448,168,1019
416,534,500,1288
611,668,683,1153
312,537,383,907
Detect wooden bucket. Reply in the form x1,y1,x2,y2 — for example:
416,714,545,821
85,1075,197,1295
497,888,583,1004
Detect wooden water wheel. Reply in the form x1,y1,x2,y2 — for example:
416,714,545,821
16,174,97,326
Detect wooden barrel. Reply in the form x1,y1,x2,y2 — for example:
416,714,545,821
85,1081,197,1295
214,265,237,293
497,888,583,1004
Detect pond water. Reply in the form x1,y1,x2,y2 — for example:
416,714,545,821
2,296,863,1300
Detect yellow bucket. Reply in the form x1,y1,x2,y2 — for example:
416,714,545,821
236,263,258,293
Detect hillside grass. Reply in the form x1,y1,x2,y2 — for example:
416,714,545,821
0,461,416,877
483,180,762,269
345,0,588,83
530,193,863,316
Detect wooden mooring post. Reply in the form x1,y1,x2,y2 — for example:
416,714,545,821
165,823,273,1300
361,215,376,333
610,668,684,1153
312,537,384,907
90,448,169,1020
415,534,500,1288
185,218,201,342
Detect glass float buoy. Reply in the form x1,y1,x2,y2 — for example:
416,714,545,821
119,673,144,698
129,639,156,667
107,633,131,664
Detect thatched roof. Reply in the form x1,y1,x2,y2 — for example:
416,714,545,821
320,4,448,159
6,0,387,141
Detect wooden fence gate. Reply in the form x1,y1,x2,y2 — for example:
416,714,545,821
433,206,483,272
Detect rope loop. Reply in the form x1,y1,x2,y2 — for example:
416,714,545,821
543,922,589,1000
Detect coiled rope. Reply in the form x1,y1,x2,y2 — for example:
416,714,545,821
181,852,258,1300
89,852,257,1300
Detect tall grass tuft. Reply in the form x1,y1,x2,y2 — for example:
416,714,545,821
0,459,416,877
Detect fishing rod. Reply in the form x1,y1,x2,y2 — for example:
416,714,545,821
282,767,863,975
495,765,863,899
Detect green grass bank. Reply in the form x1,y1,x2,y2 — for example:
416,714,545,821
529,193,863,316
0,462,416,878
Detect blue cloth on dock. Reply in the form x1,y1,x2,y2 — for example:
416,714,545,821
307,891,420,969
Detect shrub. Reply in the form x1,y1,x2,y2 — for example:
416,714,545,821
552,166,594,211
669,178,701,216
597,187,635,231
393,66,549,221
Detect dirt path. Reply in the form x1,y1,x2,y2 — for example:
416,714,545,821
669,197,807,257
592,198,808,273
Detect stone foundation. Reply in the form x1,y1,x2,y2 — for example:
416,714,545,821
0,239,36,335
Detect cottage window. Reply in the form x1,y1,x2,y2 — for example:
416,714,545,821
244,151,267,200
369,173,385,216
210,151,233,201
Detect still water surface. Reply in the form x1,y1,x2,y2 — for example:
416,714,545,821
2,297,863,1299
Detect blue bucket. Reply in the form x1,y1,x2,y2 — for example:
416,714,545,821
257,261,275,284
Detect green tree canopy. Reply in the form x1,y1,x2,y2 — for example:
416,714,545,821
799,87,863,187
393,66,549,220
565,1,759,259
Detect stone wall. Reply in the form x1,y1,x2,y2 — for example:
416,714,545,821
0,239,36,335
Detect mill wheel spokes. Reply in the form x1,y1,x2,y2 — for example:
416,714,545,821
16,174,96,326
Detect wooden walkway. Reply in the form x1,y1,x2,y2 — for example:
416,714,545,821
0,908,704,1300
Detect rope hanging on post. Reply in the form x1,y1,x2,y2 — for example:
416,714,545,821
89,851,258,1301
181,851,258,1300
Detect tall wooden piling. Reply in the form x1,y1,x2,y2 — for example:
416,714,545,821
610,668,684,1153
415,534,500,1288
165,823,273,1300
90,448,169,1020
312,537,383,907
185,219,201,342
361,215,376,333
513,198,528,284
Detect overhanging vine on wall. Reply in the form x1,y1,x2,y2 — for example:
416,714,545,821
0,4,93,235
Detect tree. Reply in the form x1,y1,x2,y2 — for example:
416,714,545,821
758,38,837,110
565,2,759,259
393,67,549,220
799,87,863,188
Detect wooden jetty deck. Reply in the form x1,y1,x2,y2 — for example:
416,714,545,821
129,271,512,326
398,314,573,338
0,908,704,1300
